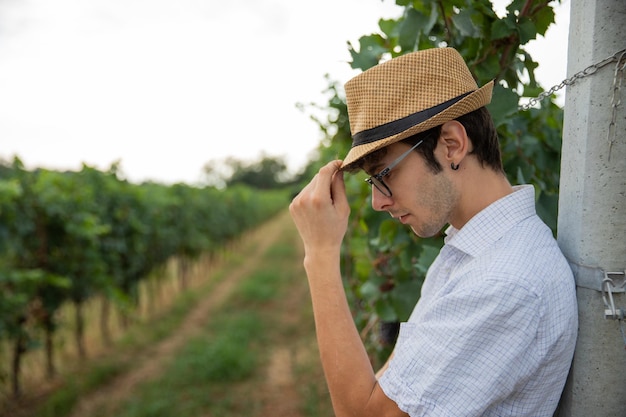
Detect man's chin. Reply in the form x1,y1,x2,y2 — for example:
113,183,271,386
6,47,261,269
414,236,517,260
410,225,427,238
410,224,442,239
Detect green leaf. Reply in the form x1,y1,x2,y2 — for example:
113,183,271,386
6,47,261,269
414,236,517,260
417,2,440,37
390,279,422,321
398,9,426,51
349,34,387,71
472,0,499,19
359,281,380,300
491,17,515,40
516,166,527,185
451,8,480,38
415,241,441,273
379,18,400,39
506,0,527,16
473,52,501,82
533,6,555,37
536,191,558,233
517,17,537,44
521,52,540,88
486,84,519,126
523,84,543,98
375,298,398,322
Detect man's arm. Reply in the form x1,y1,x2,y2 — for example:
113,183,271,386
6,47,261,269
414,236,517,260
289,160,408,417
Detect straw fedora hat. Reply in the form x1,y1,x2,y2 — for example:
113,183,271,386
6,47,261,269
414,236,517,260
341,47,494,169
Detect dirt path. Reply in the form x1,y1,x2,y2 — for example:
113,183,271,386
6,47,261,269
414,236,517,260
67,210,296,417
258,257,312,417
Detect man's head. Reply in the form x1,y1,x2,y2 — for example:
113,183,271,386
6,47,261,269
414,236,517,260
341,47,513,236
341,47,495,171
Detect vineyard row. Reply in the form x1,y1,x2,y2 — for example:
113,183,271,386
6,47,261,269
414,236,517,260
0,158,289,399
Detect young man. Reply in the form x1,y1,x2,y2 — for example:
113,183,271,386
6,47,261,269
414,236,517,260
289,47,578,416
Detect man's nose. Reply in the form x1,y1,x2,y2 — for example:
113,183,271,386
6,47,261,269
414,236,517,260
371,186,393,211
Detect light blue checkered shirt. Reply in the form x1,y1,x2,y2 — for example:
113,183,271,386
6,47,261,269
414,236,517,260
379,185,578,417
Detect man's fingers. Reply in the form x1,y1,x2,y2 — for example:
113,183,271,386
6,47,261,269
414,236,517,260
314,161,337,186
290,160,347,215
313,160,342,198
330,168,349,211
289,160,349,251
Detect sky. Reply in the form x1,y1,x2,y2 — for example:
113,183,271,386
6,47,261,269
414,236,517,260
0,0,570,185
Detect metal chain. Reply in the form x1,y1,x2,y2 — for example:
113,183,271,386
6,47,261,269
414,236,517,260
608,50,626,160
519,48,626,111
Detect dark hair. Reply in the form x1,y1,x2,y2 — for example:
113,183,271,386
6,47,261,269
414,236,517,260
349,107,503,174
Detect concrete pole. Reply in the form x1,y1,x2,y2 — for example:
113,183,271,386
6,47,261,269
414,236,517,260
556,0,626,416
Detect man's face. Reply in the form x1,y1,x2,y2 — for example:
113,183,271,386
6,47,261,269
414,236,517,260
364,141,459,238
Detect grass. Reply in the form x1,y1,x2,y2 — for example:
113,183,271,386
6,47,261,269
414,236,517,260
36,360,126,417
111,311,264,417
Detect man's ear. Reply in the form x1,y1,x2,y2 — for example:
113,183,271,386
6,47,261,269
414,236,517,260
438,120,470,166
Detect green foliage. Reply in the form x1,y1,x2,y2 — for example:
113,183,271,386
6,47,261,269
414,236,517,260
0,158,289,396
307,0,565,357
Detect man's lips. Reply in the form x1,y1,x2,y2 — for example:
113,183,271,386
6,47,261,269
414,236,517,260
391,213,410,224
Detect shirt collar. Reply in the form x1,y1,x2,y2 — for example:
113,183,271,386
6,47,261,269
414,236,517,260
444,185,537,257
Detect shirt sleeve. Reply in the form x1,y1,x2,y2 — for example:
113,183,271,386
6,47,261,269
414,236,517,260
378,277,542,417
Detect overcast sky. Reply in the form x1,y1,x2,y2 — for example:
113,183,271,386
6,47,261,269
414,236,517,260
0,0,570,185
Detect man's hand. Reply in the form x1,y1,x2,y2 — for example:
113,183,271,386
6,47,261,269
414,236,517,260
289,160,350,256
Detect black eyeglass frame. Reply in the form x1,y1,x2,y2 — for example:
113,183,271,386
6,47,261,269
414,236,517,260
364,140,424,197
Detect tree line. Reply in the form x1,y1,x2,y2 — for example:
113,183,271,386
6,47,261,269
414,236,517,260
0,157,290,398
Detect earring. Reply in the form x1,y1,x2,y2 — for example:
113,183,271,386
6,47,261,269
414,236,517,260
451,162,460,171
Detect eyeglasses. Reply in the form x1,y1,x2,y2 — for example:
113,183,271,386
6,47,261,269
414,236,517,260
364,140,423,197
